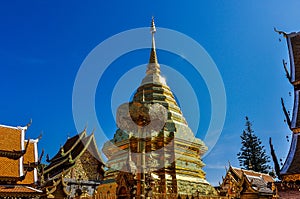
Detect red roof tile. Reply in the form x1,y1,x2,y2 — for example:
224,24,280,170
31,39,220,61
24,141,37,164
0,185,41,193
0,157,21,178
18,170,35,185
0,125,23,151
231,167,274,183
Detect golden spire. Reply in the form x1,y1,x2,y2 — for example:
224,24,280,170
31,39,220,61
142,17,165,85
149,17,158,64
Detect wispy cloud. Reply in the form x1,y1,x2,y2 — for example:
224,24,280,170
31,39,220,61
205,164,227,169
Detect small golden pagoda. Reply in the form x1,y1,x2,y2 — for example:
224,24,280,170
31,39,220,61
218,165,275,199
97,18,217,199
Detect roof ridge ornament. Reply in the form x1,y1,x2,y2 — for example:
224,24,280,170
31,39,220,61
60,145,65,156
91,128,96,135
26,119,32,128
274,27,287,37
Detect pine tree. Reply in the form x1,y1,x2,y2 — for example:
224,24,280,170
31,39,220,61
237,116,271,173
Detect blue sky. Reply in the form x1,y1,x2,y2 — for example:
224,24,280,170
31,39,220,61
1,1,300,185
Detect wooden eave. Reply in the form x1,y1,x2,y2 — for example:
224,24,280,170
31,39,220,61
23,161,39,167
44,155,70,175
0,140,29,160
0,175,26,183
0,150,25,160
44,132,88,174
0,191,43,197
281,133,300,176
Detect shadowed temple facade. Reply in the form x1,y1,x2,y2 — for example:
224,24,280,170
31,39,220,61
271,29,300,198
41,129,105,198
97,19,217,199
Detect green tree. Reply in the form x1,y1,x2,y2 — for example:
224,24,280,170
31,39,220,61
237,116,271,173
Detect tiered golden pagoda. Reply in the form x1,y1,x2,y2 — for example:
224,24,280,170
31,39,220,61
98,18,216,198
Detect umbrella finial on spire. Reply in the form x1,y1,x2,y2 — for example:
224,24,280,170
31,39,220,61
149,17,158,64
151,16,156,34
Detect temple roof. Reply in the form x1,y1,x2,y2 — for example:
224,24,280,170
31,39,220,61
231,167,274,184
274,30,300,130
277,30,300,179
288,33,300,129
0,124,29,181
0,185,42,197
0,157,23,180
0,125,26,157
50,129,87,162
275,30,300,84
286,32,300,84
0,123,42,197
18,170,36,185
20,140,39,185
23,140,38,165
44,131,104,180
221,166,274,195
280,133,300,177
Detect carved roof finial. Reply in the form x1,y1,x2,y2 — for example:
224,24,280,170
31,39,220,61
60,145,64,155
91,128,96,135
274,27,287,37
27,119,32,128
23,119,32,131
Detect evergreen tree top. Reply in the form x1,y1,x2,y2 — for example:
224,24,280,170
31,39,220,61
237,116,271,173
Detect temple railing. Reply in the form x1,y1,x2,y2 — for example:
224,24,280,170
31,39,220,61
152,193,227,199
94,193,228,199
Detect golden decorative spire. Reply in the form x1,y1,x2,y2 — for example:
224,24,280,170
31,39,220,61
149,17,158,64
142,17,165,85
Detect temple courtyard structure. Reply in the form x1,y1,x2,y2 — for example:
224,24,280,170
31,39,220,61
1,20,300,199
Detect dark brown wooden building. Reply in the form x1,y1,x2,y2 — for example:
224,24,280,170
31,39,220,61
274,30,300,198
42,129,105,198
